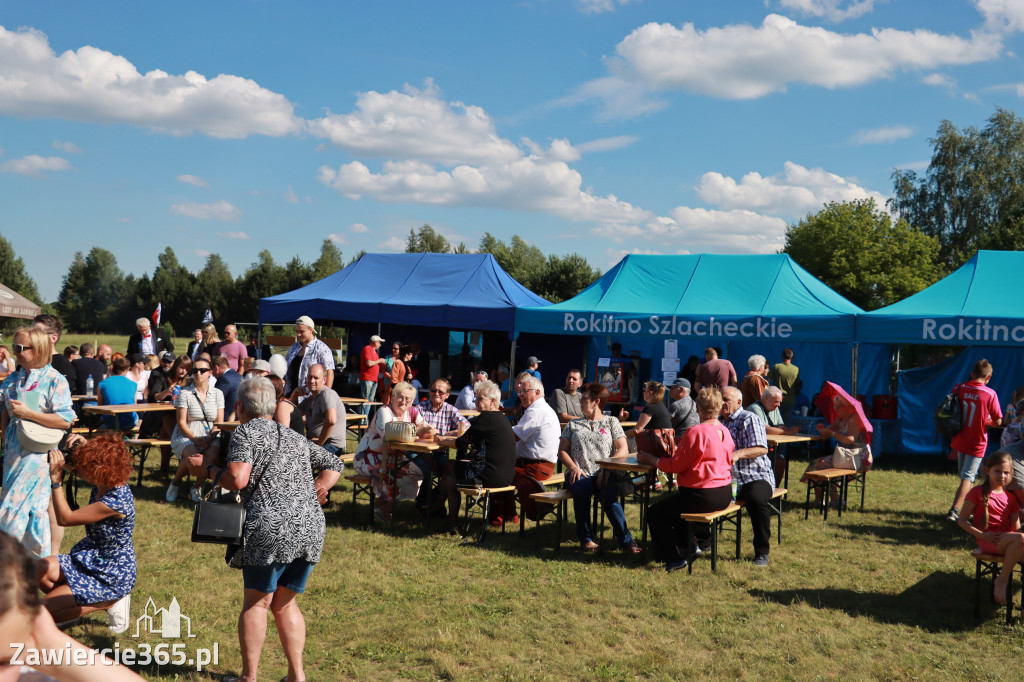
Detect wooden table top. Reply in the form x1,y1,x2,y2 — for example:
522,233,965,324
339,397,382,406
83,403,175,415
767,433,828,445
596,455,654,473
459,409,480,417
388,439,441,454
346,413,367,422
804,467,860,480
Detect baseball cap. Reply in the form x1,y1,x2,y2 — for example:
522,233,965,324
672,378,691,389
526,356,542,365
295,315,315,329
370,334,385,343
161,352,175,362
252,359,272,374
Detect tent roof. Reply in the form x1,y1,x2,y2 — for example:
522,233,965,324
858,250,1024,345
515,253,862,343
0,283,40,320
259,252,549,334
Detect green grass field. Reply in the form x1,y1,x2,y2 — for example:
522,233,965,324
54,450,1018,682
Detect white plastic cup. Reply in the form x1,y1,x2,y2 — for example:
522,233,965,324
800,406,809,416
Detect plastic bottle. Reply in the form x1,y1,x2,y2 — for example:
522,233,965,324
85,375,94,397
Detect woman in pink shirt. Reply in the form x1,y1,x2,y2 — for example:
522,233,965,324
639,386,734,572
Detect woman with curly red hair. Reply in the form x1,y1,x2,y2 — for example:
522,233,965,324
36,432,136,632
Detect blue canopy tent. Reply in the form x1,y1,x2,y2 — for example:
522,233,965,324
258,253,551,387
859,251,1024,454
515,254,887,411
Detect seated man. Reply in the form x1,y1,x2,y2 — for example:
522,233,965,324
455,370,488,410
549,369,584,422
416,378,470,509
300,364,347,455
211,355,242,420
720,386,773,568
509,375,560,524
97,357,137,430
668,378,699,440
747,386,799,485
740,354,769,408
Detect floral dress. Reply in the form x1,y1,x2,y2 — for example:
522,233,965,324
58,485,136,605
353,406,425,502
0,365,74,559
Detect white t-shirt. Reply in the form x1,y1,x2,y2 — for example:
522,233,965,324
512,399,560,463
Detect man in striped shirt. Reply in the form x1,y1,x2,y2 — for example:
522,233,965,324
721,386,772,567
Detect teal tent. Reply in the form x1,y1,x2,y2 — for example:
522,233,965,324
858,250,1024,346
516,253,862,343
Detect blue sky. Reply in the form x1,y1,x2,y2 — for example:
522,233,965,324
1,0,1022,302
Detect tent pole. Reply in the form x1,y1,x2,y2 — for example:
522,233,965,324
851,344,859,396
508,339,516,396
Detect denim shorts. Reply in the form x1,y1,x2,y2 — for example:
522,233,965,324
956,451,983,482
242,559,315,594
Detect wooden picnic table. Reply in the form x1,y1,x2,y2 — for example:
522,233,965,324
83,402,176,434
767,432,828,490
459,409,480,418
596,455,656,562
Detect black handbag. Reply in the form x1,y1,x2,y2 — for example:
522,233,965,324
190,423,280,545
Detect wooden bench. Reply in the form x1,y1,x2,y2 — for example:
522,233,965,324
803,468,865,521
521,489,574,552
124,438,171,487
679,503,742,573
344,474,374,525
972,548,1023,624
458,485,517,545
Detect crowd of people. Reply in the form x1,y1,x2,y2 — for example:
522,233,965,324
7,313,1024,678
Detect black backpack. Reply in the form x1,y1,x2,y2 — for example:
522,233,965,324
934,384,964,437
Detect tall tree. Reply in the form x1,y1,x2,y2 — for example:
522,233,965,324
233,250,289,321
0,234,42,304
284,255,314,293
147,247,196,334
478,233,546,290
311,240,344,281
55,248,130,332
406,224,453,253
784,199,943,310
534,253,600,303
194,254,235,329
890,108,1024,269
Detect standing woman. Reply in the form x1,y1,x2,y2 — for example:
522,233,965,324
0,327,74,559
165,358,224,503
378,341,402,407
283,316,335,403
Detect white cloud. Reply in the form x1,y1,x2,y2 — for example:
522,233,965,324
308,80,522,165
284,186,299,203
576,135,639,153
217,231,250,240
593,207,788,254
558,75,666,120
894,160,929,172
776,0,877,22
975,0,1024,33
327,233,347,244
51,140,82,154
194,249,212,258
318,156,652,227
1,154,72,177
171,200,241,222
579,0,636,14
923,73,957,89
177,174,208,187
696,161,886,216
848,124,914,145
0,25,301,138
349,222,369,233
377,236,406,251
597,14,1002,102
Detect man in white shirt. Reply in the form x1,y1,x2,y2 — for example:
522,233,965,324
510,374,561,522
455,370,488,410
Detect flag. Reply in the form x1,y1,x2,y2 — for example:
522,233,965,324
202,306,213,325
151,302,162,326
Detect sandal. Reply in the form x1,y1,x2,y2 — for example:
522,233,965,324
624,540,642,555
581,541,600,552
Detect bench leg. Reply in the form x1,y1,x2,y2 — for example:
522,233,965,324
735,507,742,561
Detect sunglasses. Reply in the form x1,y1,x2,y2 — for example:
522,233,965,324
12,343,30,354
192,367,211,375
430,388,447,394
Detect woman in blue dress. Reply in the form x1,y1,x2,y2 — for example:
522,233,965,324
37,432,136,631
0,327,74,559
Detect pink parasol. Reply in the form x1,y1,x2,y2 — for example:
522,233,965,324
814,381,873,445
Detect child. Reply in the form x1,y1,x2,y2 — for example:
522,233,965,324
957,451,1024,606
1000,398,1024,449
946,359,1002,522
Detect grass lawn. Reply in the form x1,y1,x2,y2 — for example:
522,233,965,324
55,448,1019,681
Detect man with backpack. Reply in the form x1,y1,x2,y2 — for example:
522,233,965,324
945,359,1002,522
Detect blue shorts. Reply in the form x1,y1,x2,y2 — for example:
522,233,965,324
956,451,983,482
242,559,315,594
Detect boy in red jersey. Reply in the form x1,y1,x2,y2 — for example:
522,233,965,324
946,359,1002,522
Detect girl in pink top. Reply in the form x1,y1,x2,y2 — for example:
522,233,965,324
958,451,1024,606
640,387,735,572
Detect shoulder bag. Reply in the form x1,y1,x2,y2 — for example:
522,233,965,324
635,427,675,459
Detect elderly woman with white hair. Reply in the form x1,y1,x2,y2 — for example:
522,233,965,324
740,354,769,408
188,377,344,682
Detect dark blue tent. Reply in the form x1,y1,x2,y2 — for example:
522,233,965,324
259,252,549,337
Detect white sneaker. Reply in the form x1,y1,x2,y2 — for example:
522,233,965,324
107,594,130,634
165,482,180,502
190,486,202,503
